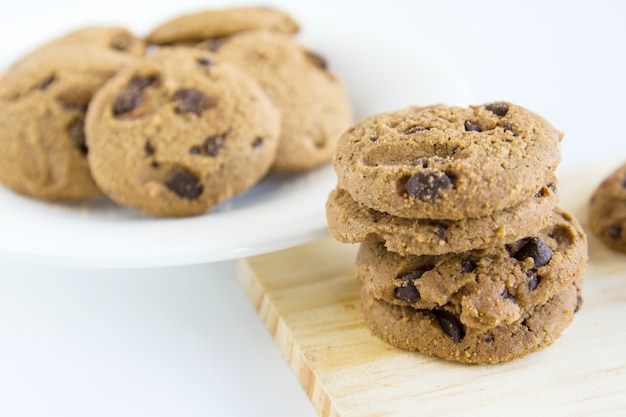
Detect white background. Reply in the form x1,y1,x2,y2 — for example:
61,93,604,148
1,1,625,416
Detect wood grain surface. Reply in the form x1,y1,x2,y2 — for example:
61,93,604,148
235,160,626,417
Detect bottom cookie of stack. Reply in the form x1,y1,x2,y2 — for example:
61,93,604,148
361,282,581,365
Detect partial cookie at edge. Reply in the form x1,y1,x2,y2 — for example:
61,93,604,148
0,28,145,201
588,161,626,253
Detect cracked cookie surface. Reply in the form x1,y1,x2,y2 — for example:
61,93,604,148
333,103,562,219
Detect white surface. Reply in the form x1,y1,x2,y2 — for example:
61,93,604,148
0,3,469,268
1,1,625,417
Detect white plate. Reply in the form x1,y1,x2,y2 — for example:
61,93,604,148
0,4,471,268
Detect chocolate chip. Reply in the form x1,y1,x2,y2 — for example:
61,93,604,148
112,76,158,115
406,170,453,201
461,260,476,273
575,296,583,313
608,225,622,239
369,136,377,142
527,271,540,290
403,125,427,134
501,122,516,135
203,134,227,157
113,88,143,116
501,288,516,302
304,50,327,70
189,146,202,155
144,141,155,157
173,88,215,116
129,76,159,90
485,102,509,117
165,168,203,199
434,310,465,343
511,237,553,267
464,120,481,132
67,115,87,154
393,266,433,303
534,183,557,198
621,175,626,188
252,137,263,148
534,189,543,198
38,75,55,90
393,284,420,304
197,57,214,66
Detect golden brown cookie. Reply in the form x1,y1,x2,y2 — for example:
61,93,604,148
333,102,563,220
201,30,353,171
326,182,559,256
85,47,281,217
361,280,581,364
146,6,300,45
355,209,587,330
0,27,145,201
588,161,626,253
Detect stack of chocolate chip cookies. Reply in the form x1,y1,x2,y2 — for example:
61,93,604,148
326,102,588,364
0,6,353,217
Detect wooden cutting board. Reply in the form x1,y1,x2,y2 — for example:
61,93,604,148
235,160,626,417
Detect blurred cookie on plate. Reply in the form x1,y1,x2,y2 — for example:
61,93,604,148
85,47,281,217
0,26,145,201
200,30,353,171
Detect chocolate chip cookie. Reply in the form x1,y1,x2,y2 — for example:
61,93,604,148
0,28,145,200
85,47,281,217
361,280,581,364
146,6,300,45
588,161,626,253
333,103,563,220
326,181,558,256
199,30,353,171
355,209,587,330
